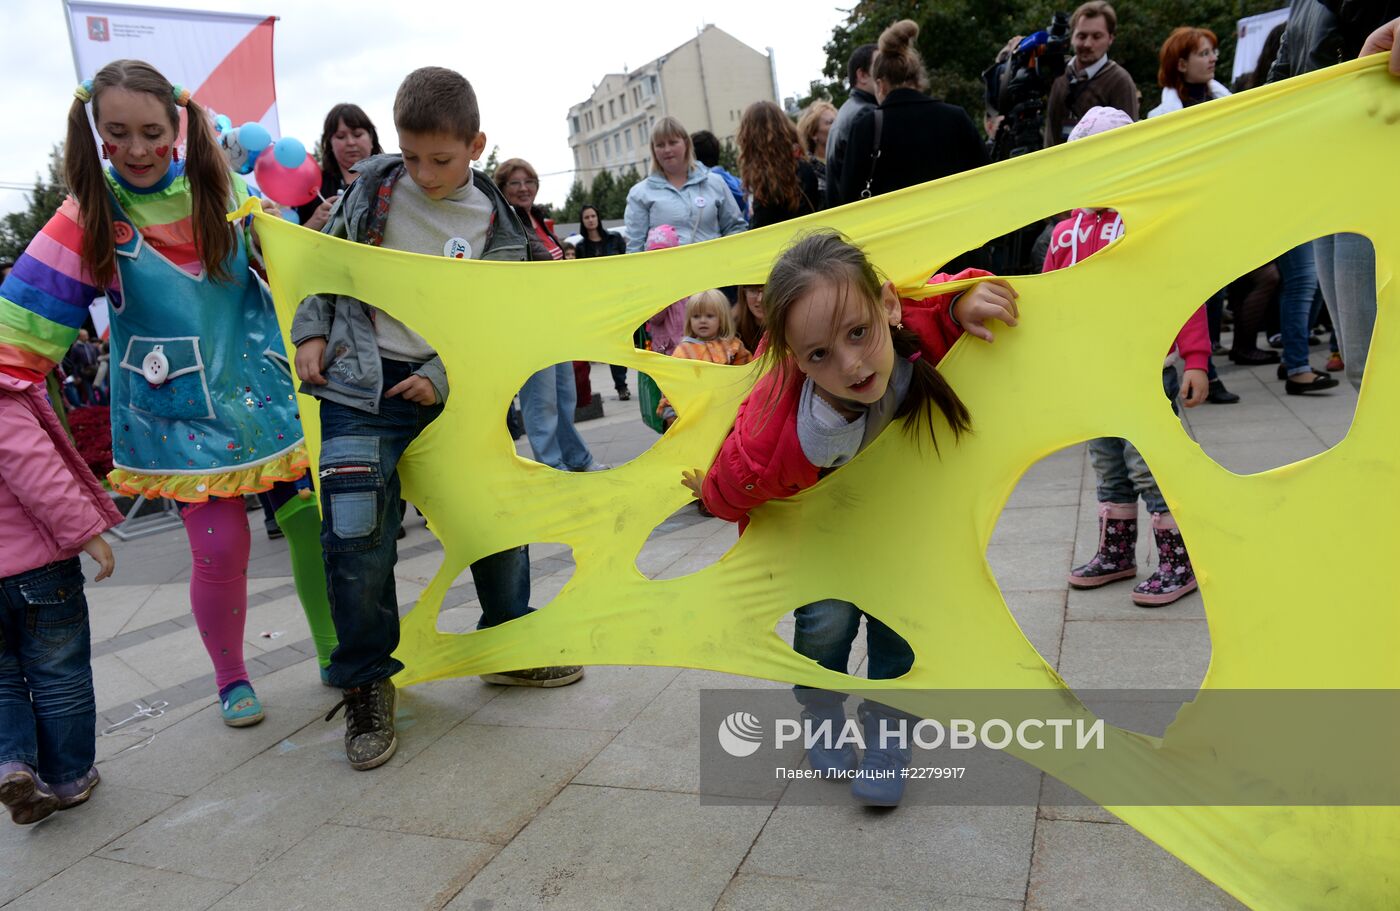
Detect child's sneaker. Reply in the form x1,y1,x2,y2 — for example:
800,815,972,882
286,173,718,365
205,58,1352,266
325,678,397,770
480,666,584,687
52,767,100,810
1068,503,1138,588
1326,352,1345,373
219,681,265,727
0,761,59,825
1132,513,1198,607
850,706,910,807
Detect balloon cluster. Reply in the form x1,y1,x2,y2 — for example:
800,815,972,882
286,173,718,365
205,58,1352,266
214,116,320,216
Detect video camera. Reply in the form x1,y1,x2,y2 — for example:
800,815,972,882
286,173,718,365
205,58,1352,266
991,12,1072,161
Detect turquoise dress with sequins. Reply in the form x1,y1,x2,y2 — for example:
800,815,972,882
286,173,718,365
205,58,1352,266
105,170,307,501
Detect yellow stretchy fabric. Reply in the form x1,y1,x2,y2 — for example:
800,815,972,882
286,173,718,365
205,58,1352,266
249,58,1399,911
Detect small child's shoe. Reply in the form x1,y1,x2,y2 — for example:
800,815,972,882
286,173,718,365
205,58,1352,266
220,681,265,727
799,704,858,778
1068,502,1138,589
0,761,59,825
850,705,910,807
52,767,100,810
1131,513,1198,607
1326,353,1345,373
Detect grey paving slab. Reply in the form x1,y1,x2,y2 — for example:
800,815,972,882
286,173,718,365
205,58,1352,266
1001,589,1067,669
1056,619,1211,691
1065,578,1206,622
95,696,210,764
716,874,1025,911
3,856,232,911
1026,820,1246,910
445,785,772,911
991,505,1079,547
96,735,383,884
335,722,612,843
88,583,154,641
91,653,162,715
96,701,324,797
574,667,784,795
986,541,1077,591
112,622,270,691
114,582,195,633
1036,774,1120,824
208,823,497,911
741,804,1036,901
1187,418,1321,446
467,664,680,732
0,785,181,905
1195,438,1331,475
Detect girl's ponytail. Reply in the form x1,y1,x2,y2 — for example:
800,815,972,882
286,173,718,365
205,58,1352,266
65,95,116,289
891,326,971,452
181,97,235,282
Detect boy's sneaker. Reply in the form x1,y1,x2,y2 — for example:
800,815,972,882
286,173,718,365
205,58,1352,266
52,767,100,810
481,666,584,688
325,678,397,770
0,761,59,825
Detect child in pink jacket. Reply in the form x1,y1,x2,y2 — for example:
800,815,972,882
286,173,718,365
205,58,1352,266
0,370,121,826
1043,106,1209,607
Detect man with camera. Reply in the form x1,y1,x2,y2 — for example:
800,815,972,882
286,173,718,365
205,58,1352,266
1044,2,1138,147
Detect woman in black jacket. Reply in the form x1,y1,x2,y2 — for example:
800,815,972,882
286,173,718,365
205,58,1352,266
575,204,626,258
574,204,632,399
834,20,989,207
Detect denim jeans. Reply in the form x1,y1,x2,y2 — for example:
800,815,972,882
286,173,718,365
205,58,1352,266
319,359,532,689
791,598,915,719
519,363,594,471
1314,233,1376,391
1087,367,1178,515
0,557,95,785
1277,241,1320,376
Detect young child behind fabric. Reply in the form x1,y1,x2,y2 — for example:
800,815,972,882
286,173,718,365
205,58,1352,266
658,290,751,428
0,369,121,825
684,231,1019,806
1041,106,1208,607
292,66,582,774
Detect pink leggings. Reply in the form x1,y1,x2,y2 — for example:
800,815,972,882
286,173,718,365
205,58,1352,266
181,497,251,692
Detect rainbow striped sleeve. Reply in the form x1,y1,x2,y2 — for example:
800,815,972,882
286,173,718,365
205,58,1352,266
0,197,100,374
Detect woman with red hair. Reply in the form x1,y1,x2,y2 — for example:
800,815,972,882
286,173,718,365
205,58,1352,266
1149,26,1281,383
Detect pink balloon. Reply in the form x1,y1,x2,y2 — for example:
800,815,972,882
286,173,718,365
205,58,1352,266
254,153,321,207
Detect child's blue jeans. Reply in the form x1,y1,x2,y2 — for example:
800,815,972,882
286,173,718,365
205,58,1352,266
319,359,532,689
791,598,915,720
0,556,96,785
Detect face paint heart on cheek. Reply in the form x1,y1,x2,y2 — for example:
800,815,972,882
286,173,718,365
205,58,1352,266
154,145,170,159
102,142,118,159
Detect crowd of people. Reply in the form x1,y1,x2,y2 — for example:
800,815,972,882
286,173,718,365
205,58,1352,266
0,4,1396,825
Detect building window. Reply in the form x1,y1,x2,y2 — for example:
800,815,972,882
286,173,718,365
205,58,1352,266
633,86,641,105
620,94,627,114
649,75,658,95
625,130,633,150
590,143,597,163
585,111,593,131
571,116,580,134
598,106,605,124
604,136,611,158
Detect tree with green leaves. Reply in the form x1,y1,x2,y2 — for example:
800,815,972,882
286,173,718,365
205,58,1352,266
1,146,65,264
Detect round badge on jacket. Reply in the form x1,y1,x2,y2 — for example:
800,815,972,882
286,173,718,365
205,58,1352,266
444,237,472,259
694,195,707,209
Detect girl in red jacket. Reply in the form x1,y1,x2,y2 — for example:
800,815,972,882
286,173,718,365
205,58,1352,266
1044,107,1209,607
682,231,1018,805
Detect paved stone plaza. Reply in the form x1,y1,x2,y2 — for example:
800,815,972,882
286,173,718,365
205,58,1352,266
0,358,1356,910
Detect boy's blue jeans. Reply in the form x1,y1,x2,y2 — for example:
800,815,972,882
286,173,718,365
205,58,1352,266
792,598,915,720
319,359,531,689
0,557,96,785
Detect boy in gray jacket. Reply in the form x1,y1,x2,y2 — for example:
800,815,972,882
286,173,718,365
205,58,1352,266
292,67,582,772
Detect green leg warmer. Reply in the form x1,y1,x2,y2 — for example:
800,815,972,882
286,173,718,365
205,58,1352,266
275,492,338,668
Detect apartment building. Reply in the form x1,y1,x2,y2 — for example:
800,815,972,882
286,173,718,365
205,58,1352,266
566,25,780,183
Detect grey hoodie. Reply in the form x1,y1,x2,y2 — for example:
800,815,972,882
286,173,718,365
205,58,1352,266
290,154,536,412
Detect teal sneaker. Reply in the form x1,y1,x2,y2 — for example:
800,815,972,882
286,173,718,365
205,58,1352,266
220,682,265,727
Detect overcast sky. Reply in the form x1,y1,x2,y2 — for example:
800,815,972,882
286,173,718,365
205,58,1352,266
0,0,849,219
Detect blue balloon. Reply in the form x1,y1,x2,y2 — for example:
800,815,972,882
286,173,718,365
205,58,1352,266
272,136,306,169
237,122,271,154
214,114,233,135
280,207,300,224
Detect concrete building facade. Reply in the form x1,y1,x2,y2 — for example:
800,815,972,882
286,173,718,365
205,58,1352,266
566,25,779,185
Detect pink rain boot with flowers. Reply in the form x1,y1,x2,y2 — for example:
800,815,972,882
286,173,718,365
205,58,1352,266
1068,502,1138,588
1131,512,1198,607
